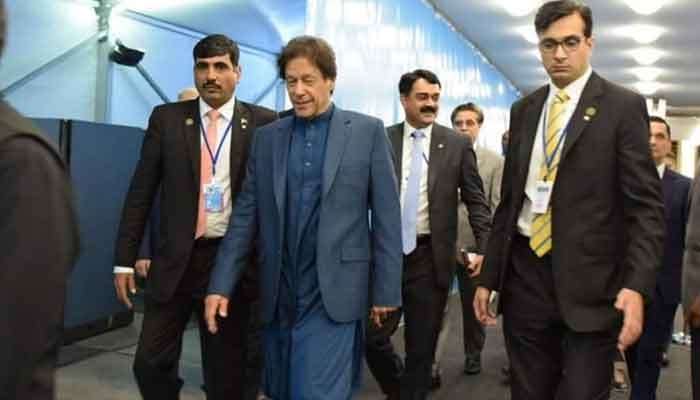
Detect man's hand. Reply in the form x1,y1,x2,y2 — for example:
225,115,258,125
205,294,229,334
473,286,497,326
467,254,484,278
686,296,700,329
134,259,151,278
370,306,397,327
615,288,644,351
114,272,136,309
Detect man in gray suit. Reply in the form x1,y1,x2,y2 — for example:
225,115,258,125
431,103,504,383
683,162,700,400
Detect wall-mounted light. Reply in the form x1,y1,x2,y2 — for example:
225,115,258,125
498,0,543,17
614,24,665,45
622,0,671,15
514,25,538,44
628,47,665,65
628,67,664,82
635,81,662,96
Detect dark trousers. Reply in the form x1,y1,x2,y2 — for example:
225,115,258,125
503,235,617,400
364,241,448,400
692,328,700,400
365,309,403,396
625,295,678,400
456,262,485,356
133,238,255,400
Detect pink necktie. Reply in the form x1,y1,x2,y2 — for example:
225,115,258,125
195,109,220,238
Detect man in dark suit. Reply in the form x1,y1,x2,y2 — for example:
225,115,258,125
365,69,491,400
474,2,665,399
683,162,700,400
626,116,691,399
113,34,276,400
205,35,402,400
0,4,80,399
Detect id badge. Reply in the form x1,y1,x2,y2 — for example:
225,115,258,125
532,180,553,214
204,183,224,213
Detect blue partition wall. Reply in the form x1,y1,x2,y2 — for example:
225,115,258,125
65,121,144,328
306,0,520,152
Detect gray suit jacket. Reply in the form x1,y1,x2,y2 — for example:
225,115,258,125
683,163,700,313
456,146,503,260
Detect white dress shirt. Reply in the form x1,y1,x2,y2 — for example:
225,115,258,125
657,163,666,179
114,96,236,273
517,66,593,236
400,121,432,235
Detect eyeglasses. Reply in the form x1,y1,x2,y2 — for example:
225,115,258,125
538,35,584,54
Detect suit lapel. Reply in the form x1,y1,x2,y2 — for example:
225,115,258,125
228,100,251,181
273,118,293,218
322,108,351,199
183,100,202,187
560,72,604,162
428,124,448,197
514,87,548,197
388,123,404,183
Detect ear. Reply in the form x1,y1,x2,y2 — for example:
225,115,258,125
399,95,407,108
235,65,242,80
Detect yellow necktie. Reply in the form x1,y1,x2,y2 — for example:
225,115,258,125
530,90,569,257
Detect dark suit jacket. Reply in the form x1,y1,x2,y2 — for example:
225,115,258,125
0,101,79,399
209,107,403,324
387,122,491,289
114,99,276,302
481,72,665,332
657,168,691,305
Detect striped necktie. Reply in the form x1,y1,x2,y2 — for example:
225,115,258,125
530,90,569,257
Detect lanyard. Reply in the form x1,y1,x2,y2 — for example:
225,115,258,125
200,114,234,176
540,103,568,178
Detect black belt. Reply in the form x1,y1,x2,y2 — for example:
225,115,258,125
416,234,431,246
194,236,222,247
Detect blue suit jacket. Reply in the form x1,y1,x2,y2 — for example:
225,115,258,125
657,168,691,305
208,106,403,324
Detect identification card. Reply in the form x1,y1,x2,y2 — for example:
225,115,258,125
532,180,553,214
204,183,224,213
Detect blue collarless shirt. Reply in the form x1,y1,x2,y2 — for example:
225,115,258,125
279,104,334,327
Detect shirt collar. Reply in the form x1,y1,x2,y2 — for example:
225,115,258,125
403,121,433,139
547,65,592,105
657,163,666,179
199,96,236,122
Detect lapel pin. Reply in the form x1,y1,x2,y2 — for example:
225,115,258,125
185,118,194,126
438,143,444,149
241,118,248,130
584,107,597,121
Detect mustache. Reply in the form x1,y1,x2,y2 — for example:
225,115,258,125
203,82,221,89
420,106,437,114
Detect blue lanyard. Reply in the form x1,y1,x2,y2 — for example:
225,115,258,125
200,114,234,176
541,104,568,178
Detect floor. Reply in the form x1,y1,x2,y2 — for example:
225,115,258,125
56,294,693,399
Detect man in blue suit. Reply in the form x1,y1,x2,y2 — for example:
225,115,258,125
205,35,403,399
626,115,691,400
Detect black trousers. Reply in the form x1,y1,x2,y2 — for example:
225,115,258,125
365,308,403,396
625,294,678,400
456,262,485,356
133,238,256,400
365,241,448,400
503,235,618,400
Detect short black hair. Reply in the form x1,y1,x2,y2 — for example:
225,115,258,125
535,1,593,38
451,102,484,125
278,35,337,81
398,69,441,96
193,34,240,66
650,115,672,139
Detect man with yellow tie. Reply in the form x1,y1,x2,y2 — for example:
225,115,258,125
474,1,665,399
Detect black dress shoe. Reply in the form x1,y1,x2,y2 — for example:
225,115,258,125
464,353,482,375
501,365,510,385
660,352,670,367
